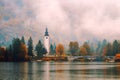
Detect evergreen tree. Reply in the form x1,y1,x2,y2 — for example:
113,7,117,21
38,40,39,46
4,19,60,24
42,47,47,55
101,39,108,55
113,40,119,56
118,42,120,53
106,43,113,56
50,44,54,54
53,43,56,54
21,36,25,44
7,44,13,58
12,38,21,59
28,37,33,57
96,40,107,56
35,40,46,57
102,39,107,47
96,41,101,54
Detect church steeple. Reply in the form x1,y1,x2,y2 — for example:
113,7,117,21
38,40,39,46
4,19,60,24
44,27,49,36
44,27,50,56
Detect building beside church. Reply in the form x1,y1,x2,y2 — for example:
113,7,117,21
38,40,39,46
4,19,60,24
44,28,50,56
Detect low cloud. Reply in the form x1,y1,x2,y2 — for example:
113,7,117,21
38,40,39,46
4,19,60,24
0,0,120,44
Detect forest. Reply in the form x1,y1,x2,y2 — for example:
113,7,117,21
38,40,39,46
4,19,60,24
0,36,120,62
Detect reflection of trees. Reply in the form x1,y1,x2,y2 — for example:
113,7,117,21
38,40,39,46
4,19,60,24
69,62,90,80
103,64,120,79
22,62,28,80
43,62,50,80
12,62,29,80
30,62,44,80
55,62,64,80
115,65,120,75
53,62,71,80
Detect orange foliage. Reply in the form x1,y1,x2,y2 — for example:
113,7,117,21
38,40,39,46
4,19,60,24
0,47,6,60
102,47,107,56
80,46,87,56
18,43,28,59
115,54,120,59
56,44,64,57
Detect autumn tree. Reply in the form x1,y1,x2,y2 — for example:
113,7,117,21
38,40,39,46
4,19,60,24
11,37,29,61
28,37,33,57
79,46,87,56
83,42,91,55
0,47,6,61
69,41,79,56
18,43,28,60
56,44,64,57
102,46,107,56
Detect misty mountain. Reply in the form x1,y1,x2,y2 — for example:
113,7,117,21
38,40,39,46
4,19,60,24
0,0,120,46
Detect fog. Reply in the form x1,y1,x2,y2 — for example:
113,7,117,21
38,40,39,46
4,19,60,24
0,0,120,44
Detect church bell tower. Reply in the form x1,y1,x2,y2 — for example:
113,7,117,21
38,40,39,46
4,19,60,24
44,28,50,56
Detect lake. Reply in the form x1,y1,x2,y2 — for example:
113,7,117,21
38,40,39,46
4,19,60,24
0,62,120,80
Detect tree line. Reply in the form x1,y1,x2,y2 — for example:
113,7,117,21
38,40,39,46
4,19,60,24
103,40,120,56
0,36,47,61
0,37,120,61
68,39,120,57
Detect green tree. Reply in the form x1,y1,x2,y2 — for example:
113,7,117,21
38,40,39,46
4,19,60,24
12,37,29,61
96,41,101,54
96,40,108,56
21,36,25,44
28,37,33,57
53,43,56,54
106,43,113,56
42,47,47,55
12,38,21,60
35,40,43,57
69,41,79,56
118,42,120,53
7,44,12,57
113,40,119,56
83,42,91,55
50,44,56,54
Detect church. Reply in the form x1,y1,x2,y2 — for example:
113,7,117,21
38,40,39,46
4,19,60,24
44,28,50,56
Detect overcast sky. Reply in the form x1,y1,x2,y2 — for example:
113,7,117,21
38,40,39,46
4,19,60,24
0,0,120,44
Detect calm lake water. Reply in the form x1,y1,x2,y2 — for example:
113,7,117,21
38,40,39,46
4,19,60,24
0,62,120,80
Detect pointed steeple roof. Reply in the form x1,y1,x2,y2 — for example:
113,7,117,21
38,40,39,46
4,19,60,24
44,27,49,36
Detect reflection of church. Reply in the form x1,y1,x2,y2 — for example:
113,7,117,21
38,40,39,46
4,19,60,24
44,28,50,56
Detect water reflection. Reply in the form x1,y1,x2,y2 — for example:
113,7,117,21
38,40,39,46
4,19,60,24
0,62,120,80
43,62,50,80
